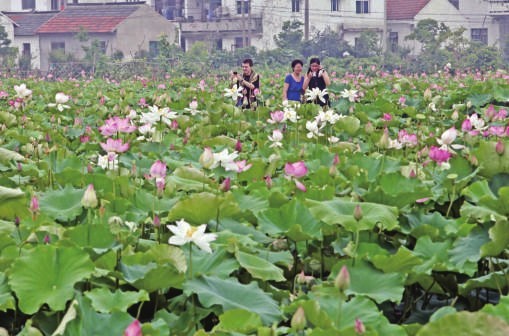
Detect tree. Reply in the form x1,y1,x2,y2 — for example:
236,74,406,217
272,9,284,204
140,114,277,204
405,19,450,52
274,21,304,51
0,25,17,67
354,31,381,58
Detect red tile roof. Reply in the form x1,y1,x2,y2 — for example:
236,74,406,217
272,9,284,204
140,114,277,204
5,12,58,36
387,0,431,20
36,4,141,33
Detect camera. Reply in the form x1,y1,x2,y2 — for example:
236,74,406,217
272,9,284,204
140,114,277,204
233,71,238,75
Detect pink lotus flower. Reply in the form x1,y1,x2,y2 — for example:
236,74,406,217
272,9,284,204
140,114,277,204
235,140,242,152
461,118,472,132
398,130,418,147
284,161,308,178
221,177,231,192
429,146,452,164
99,116,137,136
267,110,286,124
382,113,392,121
235,160,252,173
489,126,506,137
30,195,39,213
354,318,366,334
149,160,167,179
100,138,129,153
124,320,142,336
264,175,273,189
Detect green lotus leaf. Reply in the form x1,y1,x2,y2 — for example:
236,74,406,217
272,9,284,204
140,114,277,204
0,186,24,202
481,219,509,257
8,245,94,314
84,288,149,313
481,295,509,324
412,236,454,274
416,311,509,336
235,250,286,282
371,247,423,274
336,116,360,135
402,211,460,239
448,226,489,276
257,198,322,241
38,184,84,222
184,275,282,324
232,190,269,215
167,192,240,224
458,271,509,296
0,273,15,312
64,223,117,252
0,148,25,162
214,309,262,334
64,294,133,336
307,198,399,232
331,260,405,304
190,248,238,278
132,189,178,213
473,140,509,178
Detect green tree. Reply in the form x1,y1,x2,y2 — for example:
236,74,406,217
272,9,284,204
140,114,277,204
405,19,450,51
274,21,304,51
354,31,381,58
0,25,17,67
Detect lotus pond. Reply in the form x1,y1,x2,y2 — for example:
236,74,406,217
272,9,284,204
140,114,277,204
0,68,509,335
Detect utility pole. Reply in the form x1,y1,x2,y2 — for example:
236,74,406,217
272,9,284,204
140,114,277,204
304,0,309,40
241,0,246,48
247,0,252,47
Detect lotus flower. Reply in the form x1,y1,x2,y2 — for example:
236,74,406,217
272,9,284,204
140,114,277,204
285,161,308,178
429,146,452,164
268,129,284,148
99,116,137,136
100,138,129,153
340,88,358,102
199,147,215,169
124,320,142,336
14,83,32,98
305,87,328,103
167,219,217,253
224,84,243,101
81,184,98,209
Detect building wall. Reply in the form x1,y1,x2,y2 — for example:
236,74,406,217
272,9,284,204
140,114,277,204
11,36,42,69
0,0,58,11
114,5,178,57
0,14,14,42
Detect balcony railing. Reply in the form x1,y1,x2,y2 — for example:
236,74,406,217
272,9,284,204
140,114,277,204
487,0,509,15
179,15,263,35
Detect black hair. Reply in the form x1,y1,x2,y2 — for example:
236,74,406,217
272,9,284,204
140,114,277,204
242,58,254,67
309,57,321,65
291,59,303,69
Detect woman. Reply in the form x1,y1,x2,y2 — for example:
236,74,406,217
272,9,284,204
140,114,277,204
283,59,305,103
303,57,331,107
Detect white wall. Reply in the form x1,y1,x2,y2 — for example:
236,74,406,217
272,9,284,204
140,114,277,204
11,36,42,68
0,0,57,11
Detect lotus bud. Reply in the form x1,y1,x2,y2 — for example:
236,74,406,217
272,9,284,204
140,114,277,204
264,175,273,189
15,216,20,227
235,139,242,152
334,265,350,291
354,205,363,221
291,307,306,331
329,165,338,177
409,169,417,179
354,318,366,334
271,238,288,251
43,234,50,244
496,140,505,155
423,88,432,100
333,153,340,166
81,184,98,209
451,110,459,121
378,128,390,149
30,196,39,213
153,215,161,228
220,177,231,192
199,147,215,169
124,320,142,336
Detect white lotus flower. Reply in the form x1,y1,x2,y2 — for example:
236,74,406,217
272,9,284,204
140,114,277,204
167,219,217,253
283,107,299,123
305,87,328,103
140,105,177,126
48,92,70,111
224,84,243,101
317,109,342,125
97,153,118,170
437,127,464,151
268,129,284,148
211,148,239,171
14,83,32,98
469,114,487,130
306,120,324,139
340,89,358,102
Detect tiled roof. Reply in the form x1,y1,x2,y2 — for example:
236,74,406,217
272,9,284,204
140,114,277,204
387,0,431,20
36,4,142,33
4,12,58,36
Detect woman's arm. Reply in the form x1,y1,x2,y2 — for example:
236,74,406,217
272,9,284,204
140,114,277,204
282,82,289,101
302,72,312,90
321,70,331,86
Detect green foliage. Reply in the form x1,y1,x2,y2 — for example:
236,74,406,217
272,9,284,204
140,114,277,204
274,20,304,50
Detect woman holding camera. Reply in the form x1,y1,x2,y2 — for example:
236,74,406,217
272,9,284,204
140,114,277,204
283,59,305,103
303,57,331,107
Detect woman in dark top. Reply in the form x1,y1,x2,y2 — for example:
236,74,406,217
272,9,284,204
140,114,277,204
303,57,331,107
283,59,304,103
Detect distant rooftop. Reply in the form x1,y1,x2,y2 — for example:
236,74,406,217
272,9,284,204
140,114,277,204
36,3,146,34
4,11,58,36
386,0,431,20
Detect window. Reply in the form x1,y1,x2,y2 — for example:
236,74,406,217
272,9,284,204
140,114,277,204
22,43,31,57
51,42,65,52
331,0,339,12
236,0,250,14
216,39,223,50
98,41,107,54
149,41,159,58
234,37,249,48
292,0,300,12
448,0,459,9
356,0,369,14
471,28,488,44
22,0,35,10
389,32,398,52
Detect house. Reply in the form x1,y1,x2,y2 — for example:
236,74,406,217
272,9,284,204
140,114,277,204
4,11,58,69
167,0,386,52
386,0,503,55
35,2,178,70
0,0,64,12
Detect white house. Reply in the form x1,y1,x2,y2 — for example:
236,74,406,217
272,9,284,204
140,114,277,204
0,0,64,11
387,0,504,54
